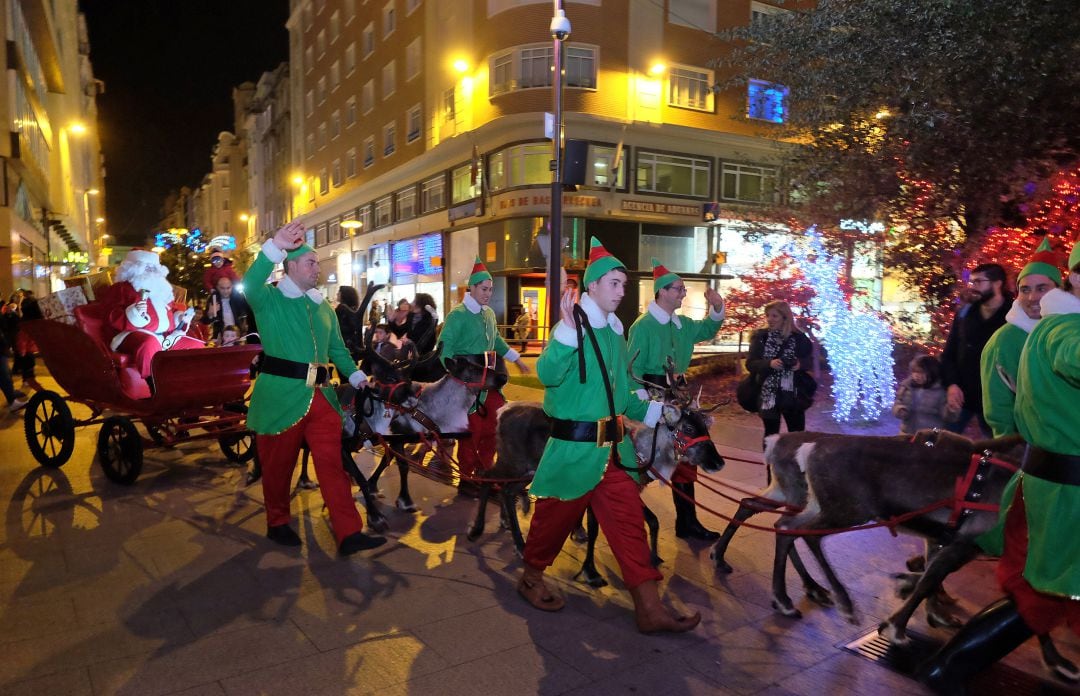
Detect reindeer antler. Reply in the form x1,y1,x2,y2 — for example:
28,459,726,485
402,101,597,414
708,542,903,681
628,351,667,392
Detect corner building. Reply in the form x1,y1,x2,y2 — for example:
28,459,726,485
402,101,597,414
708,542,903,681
287,0,799,331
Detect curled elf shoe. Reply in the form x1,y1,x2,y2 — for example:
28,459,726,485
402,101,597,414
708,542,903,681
517,575,565,612
636,608,701,634
339,532,387,556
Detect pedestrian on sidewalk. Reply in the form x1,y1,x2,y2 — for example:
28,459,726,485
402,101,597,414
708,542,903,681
892,354,959,435
746,300,813,447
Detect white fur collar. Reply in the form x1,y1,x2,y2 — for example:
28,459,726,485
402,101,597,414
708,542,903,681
580,292,623,334
1004,301,1038,333
278,274,325,304
463,293,483,314
1040,288,1080,317
647,301,682,329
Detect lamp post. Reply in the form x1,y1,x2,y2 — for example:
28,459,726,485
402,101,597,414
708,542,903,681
547,1,570,333
341,219,363,288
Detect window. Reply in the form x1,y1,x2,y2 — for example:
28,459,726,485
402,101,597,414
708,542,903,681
304,46,314,73
223,198,230,211
751,1,789,29
375,195,393,227
346,97,357,127
330,60,341,90
358,205,372,232
451,162,482,203
382,1,396,37
305,89,314,116
492,44,596,95
332,159,343,187
488,142,550,192
382,61,396,99
330,10,340,41
720,162,778,204
319,168,330,195
316,223,328,247
383,121,396,156
748,79,789,123
331,110,341,139
346,148,357,178
345,42,356,74
635,150,711,198
421,175,445,212
308,176,316,202
442,87,456,124
406,37,422,80
316,29,327,56
363,136,375,167
586,144,627,188
669,65,713,111
317,76,327,103
406,0,421,14
667,0,715,30
395,186,417,220
306,133,315,159
362,22,375,58
329,218,342,243
406,104,422,143
362,80,375,113
318,122,327,149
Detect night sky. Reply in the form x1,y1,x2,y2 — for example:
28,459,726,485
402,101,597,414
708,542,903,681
80,0,290,245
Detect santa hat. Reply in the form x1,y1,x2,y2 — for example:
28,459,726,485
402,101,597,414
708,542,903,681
1069,237,1080,272
1018,236,1062,286
124,248,160,267
468,256,492,286
651,257,681,293
583,236,625,288
285,243,316,261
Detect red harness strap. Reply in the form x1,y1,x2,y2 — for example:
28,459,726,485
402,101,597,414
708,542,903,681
948,452,1019,526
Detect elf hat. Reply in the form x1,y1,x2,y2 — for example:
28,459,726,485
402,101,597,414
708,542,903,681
286,243,316,261
651,257,681,293
1069,237,1080,272
468,256,492,286
1018,236,1062,286
582,236,626,287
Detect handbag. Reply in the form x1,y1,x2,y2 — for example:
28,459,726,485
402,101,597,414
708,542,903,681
736,373,762,413
793,370,818,410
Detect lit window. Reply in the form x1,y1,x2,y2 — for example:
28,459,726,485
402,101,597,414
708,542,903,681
443,87,456,124
395,186,417,220
375,195,393,227
669,65,713,111
748,79,788,123
319,169,329,195
489,51,512,96
421,175,445,211
720,162,778,203
451,162,481,203
488,142,550,192
635,150,711,198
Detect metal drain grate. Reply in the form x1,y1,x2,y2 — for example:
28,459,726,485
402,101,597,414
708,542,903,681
841,628,1075,695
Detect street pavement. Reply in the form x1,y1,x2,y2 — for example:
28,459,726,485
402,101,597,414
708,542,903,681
0,370,1074,695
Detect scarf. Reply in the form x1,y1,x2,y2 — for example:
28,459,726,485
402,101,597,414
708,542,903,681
760,330,797,414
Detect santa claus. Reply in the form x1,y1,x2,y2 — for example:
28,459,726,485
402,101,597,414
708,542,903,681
100,249,201,379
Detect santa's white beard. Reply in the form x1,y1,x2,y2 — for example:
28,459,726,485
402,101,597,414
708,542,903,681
130,272,174,308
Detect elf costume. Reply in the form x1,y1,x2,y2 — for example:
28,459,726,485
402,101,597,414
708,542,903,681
524,238,665,592
244,240,376,552
439,257,520,480
925,238,1080,689
979,237,1062,438
627,258,724,540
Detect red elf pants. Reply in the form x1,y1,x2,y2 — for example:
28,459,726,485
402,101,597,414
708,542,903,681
457,389,505,477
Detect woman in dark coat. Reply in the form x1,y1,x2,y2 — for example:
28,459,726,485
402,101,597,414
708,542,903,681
403,292,445,381
388,298,411,341
746,300,814,444
335,286,365,362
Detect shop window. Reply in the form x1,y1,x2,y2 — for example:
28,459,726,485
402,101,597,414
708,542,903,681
635,150,711,198
720,162,778,204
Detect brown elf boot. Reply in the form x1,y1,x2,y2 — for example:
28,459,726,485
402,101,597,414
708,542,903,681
629,580,701,634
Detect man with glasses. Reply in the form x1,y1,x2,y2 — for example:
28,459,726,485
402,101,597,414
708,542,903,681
627,258,725,541
940,263,1012,438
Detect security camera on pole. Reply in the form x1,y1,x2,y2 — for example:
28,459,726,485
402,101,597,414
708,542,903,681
547,3,571,334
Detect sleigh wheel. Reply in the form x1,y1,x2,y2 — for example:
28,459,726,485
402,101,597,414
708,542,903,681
97,416,144,485
218,431,255,463
23,391,76,468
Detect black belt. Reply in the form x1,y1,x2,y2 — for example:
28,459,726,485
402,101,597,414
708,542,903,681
259,354,334,387
550,416,625,447
1022,445,1080,486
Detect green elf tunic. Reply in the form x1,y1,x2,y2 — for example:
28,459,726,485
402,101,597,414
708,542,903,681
627,301,724,378
438,293,519,408
979,303,1038,437
243,241,365,435
983,288,1080,597
529,293,663,500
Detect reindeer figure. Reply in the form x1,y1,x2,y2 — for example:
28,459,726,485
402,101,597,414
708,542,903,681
365,351,509,511
468,396,725,588
710,429,1076,683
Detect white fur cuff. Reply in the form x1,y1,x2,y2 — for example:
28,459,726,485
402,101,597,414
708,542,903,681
262,239,287,264
126,303,150,328
643,400,663,427
348,369,368,389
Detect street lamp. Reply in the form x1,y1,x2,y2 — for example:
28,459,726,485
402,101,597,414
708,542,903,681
341,219,363,288
547,1,570,332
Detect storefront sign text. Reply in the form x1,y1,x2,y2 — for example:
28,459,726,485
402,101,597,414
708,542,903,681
620,199,699,216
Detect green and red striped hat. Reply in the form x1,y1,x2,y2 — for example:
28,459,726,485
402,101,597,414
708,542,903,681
468,256,492,286
582,237,625,287
651,257,681,293
1018,237,1062,286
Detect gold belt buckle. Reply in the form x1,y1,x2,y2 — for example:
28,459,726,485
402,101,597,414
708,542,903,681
305,363,327,387
596,415,624,447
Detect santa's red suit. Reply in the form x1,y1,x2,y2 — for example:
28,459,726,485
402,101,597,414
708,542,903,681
99,251,202,379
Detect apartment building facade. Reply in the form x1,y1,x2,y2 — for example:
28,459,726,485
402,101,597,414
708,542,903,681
2,0,106,298
282,0,797,329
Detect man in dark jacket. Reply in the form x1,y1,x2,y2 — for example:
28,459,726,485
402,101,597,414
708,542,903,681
940,263,1012,438
202,276,258,344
